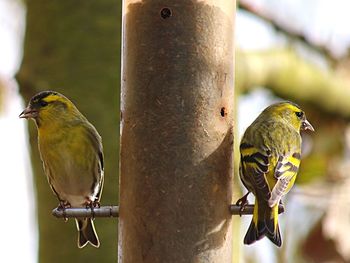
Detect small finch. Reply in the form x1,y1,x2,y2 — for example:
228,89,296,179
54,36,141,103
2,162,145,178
236,101,314,247
20,91,104,248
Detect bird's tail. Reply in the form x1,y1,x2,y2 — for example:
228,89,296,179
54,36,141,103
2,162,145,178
76,218,100,248
243,199,282,247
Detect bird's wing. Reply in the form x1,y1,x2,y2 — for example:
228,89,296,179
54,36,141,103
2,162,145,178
268,152,301,207
83,123,104,202
240,142,272,201
95,150,104,202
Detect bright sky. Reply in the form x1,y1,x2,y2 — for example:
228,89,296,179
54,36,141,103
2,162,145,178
237,0,350,57
1,0,350,262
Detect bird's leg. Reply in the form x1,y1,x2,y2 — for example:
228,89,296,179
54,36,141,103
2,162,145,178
57,201,71,222
85,198,97,219
92,200,101,208
235,192,250,216
279,199,284,210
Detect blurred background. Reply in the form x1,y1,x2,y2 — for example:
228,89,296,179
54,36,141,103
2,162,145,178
1,0,350,262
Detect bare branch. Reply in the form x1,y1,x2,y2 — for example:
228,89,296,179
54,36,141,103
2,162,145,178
237,49,350,118
238,1,336,62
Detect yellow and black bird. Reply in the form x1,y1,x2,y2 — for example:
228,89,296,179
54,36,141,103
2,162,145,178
20,91,104,248
236,101,314,247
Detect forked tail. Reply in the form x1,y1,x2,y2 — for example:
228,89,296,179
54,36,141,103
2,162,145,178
76,218,100,248
243,200,282,247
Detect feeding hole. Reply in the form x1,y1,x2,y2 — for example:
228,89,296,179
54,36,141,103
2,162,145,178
220,107,227,117
160,7,172,19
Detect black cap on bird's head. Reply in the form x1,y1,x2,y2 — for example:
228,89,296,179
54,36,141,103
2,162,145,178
19,91,58,119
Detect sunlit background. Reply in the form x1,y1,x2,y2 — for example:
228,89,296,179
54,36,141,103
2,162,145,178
2,0,350,262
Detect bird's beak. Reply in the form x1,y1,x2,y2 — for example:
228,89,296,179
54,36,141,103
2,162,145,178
19,106,38,119
301,119,314,132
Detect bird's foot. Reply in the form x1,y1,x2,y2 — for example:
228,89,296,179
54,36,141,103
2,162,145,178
92,200,101,208
279,199,285,211
57,201,71,222
235,192,250,216
85,199,100,219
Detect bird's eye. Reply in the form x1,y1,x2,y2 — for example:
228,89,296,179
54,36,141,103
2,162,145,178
295,111,303,118
40,101,48,107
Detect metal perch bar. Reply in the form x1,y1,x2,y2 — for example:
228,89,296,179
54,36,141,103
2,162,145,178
230,204,285,215
52,206,119,218
52,204,284,218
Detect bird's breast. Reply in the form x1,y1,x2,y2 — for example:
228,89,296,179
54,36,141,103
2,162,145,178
38,130,99,207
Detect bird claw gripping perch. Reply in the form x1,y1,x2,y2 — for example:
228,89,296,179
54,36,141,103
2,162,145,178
57,201,71,222
85,200,101,220
93,200,101,208
279,199,284,210
235,192,250,216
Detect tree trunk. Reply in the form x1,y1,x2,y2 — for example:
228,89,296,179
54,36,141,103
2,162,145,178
18,1,121,262
119,1,235,262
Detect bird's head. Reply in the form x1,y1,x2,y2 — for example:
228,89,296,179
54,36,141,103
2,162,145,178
264,101,314,132
19,91,78,127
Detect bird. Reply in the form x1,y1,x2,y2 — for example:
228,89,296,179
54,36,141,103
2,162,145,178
236,101,314,247
19,90,104,248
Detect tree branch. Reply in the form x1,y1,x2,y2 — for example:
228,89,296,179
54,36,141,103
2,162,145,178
238,0,336,62
236,49,350,119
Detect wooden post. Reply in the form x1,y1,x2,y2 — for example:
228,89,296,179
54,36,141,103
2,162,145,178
119,1,235,262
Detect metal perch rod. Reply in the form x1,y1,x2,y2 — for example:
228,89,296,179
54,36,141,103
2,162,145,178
230,204,285,215
52,206,119,218
52,204,284,218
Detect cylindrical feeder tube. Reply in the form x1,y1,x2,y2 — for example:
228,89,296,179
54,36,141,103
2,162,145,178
119,1,235,262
